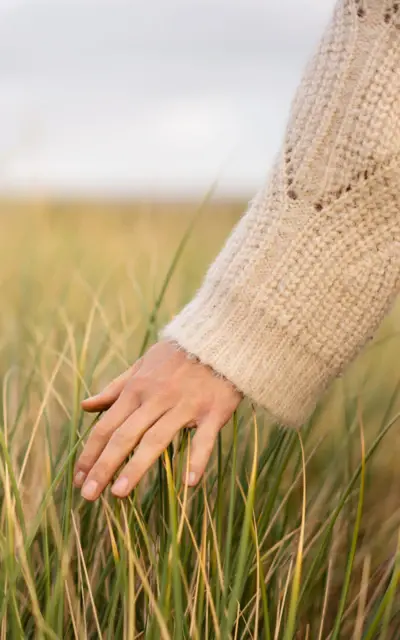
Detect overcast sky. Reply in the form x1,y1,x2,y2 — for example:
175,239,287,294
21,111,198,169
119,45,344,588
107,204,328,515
0,0,335,198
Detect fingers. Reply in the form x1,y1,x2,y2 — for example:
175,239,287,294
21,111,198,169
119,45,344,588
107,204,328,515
183,413,221,487
81,370,131,412
74,339,241,501
74,385,141,487
79,397,175,500
110,405,192,498
81,361,142,412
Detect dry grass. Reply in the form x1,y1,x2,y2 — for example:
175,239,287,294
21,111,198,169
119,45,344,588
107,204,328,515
1,197,400,637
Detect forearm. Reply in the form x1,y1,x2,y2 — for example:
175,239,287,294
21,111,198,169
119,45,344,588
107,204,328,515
160,0,400,427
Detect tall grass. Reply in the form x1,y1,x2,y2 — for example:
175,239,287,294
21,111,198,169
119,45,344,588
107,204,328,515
1,200,400,638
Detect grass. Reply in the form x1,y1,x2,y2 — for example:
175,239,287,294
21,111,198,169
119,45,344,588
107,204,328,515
1,198,400,638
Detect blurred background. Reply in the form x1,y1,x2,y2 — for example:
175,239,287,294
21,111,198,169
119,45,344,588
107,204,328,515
0,0,338,361
5,5,400,636
0,0,335,200
5,0,398,434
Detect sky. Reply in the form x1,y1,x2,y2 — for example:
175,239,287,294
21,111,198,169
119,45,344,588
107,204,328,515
0,0,335,198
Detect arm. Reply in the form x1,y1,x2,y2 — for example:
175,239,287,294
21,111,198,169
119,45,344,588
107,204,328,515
75,0,400,499
160,0,400,427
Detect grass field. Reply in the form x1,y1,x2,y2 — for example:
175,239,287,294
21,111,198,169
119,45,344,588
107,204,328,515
1,198,400,638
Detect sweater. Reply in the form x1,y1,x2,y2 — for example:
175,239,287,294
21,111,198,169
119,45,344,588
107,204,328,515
160,0,400,428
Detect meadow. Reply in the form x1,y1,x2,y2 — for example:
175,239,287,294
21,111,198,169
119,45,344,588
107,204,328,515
1,197,400,639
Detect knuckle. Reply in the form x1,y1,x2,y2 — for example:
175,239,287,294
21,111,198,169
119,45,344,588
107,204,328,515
123,380,141,404
130,358,143,375
141,429,164,450
196,437,214,458
189,449,209,470
139,384,175,409
185,395,207,417
129,374,147,391
109,427,126,447
85,472,104,488
162,378,178,396
152,377,175,398
77,447,95,468
75,459,92,474
90,461,112,484
95,422,111,438
154,388,174,407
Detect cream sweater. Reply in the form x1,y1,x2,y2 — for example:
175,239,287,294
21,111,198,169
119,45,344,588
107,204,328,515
160,0,400,428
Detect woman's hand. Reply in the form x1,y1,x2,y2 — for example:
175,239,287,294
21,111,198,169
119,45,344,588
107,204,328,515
74,341,242,501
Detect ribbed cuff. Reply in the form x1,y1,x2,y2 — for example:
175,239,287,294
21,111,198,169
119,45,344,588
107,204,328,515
159,290,330,428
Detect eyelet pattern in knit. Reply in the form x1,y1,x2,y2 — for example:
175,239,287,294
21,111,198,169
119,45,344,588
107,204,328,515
160,0,400,427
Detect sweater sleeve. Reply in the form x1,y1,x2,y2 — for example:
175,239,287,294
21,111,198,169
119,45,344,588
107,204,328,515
159,0,400,428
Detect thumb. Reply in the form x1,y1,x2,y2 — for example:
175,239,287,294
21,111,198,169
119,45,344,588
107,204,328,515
82,359,142,412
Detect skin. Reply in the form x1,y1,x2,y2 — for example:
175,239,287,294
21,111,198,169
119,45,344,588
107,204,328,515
74,340,242,501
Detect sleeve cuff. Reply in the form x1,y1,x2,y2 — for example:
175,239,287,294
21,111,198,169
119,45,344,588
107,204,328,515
159,289,330,428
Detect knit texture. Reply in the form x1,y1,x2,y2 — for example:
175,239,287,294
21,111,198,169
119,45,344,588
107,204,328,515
160,0,400,427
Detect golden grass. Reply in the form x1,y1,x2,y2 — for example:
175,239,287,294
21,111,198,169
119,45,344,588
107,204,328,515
2,197,400,637
1,196,400,529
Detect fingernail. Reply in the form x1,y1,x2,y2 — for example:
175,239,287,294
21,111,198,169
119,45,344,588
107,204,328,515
186,471,197,486
74,471,87,487
111,476,129,496
81,480,98,500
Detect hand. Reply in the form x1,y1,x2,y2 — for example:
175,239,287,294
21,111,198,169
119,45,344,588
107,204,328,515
74,341,242,501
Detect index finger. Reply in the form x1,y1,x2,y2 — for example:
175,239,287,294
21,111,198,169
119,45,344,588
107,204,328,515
82,360,142,413
74,385,141,486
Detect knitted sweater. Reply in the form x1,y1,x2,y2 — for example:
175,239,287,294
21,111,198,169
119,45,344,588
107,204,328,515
160,0,400,428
